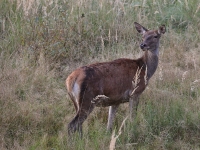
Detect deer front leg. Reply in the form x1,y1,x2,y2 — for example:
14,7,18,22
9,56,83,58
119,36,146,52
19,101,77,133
107,105,119,131
129,96,139,121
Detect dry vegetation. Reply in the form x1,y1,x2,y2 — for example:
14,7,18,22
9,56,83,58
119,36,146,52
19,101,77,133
0,0,200,149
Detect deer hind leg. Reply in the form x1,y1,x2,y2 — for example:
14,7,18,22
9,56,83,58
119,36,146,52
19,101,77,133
68,93,79,112
68,106,94,136
129,96,139,121
107,104,119,131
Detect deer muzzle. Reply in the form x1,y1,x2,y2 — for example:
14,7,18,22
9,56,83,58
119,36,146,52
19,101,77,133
140,43,146,50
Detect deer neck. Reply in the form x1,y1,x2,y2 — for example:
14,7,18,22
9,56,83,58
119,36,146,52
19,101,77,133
143,48,159,80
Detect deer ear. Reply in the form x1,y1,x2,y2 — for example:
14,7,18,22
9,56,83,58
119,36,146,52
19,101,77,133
158,25,166,34
134,22,148,34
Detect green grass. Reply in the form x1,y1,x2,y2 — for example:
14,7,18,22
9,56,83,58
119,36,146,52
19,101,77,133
0,0,200,149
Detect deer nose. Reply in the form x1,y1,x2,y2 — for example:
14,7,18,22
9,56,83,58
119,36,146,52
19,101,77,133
140,43,146,49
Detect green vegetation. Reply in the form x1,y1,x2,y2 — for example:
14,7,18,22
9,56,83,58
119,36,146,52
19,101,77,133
0,0,200,149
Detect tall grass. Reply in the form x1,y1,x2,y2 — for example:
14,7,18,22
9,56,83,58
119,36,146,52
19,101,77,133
0,0,200,149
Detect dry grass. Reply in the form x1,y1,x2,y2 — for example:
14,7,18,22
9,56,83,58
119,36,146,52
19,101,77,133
0,0,200,149
109,116,128,150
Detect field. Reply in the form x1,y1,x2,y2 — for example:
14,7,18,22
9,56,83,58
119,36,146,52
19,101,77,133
0,0,200,149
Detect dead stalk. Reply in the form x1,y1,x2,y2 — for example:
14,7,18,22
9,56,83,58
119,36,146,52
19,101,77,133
109,116,128,150
130,67,143,96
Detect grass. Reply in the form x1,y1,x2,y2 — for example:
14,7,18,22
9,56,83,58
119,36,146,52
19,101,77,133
0,0,200,149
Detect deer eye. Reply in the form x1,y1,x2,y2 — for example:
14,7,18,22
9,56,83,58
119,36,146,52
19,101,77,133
154,36,158,38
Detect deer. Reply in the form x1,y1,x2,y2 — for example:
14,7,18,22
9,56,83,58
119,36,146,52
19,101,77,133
66,22,166,136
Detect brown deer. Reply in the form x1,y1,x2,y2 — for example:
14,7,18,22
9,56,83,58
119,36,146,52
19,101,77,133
66,22,166,135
